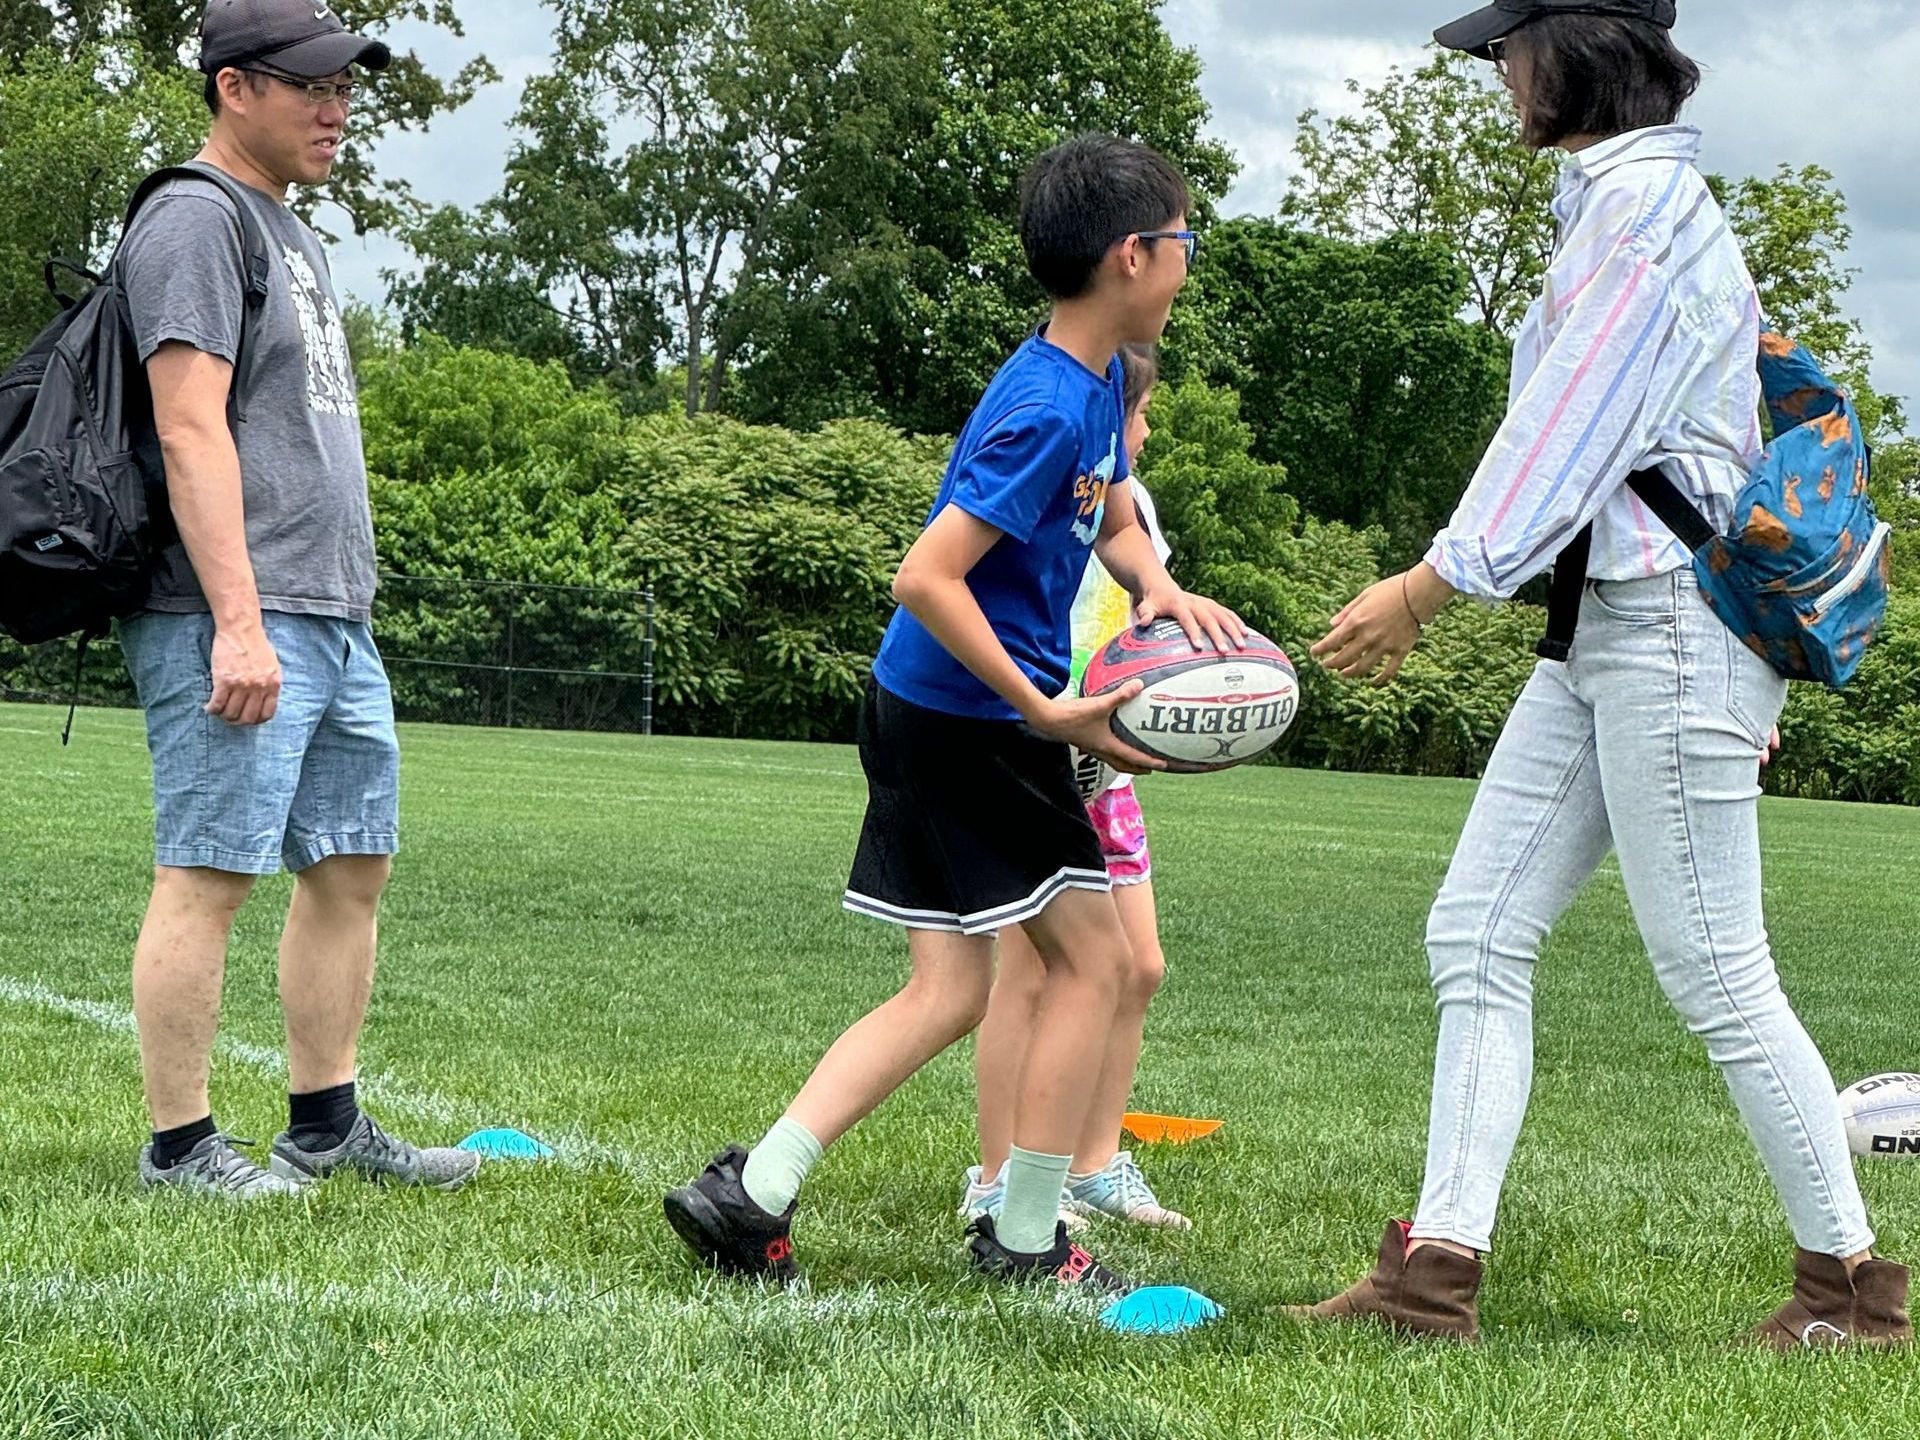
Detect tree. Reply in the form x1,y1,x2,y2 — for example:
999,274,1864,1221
727,0,1237,436
1166,220,1508,566
0,43,203,355
385,202,655,395
444,0,937,421
1288,54,1908,451
1285,51,1559,337
0,1,495,237
405,0,1235,435
1713,164,1908,444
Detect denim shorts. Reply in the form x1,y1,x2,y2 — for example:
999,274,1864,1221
117,610,401,875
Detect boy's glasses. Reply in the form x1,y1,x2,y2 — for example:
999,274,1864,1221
1488,37,1510,80
1136,230,1198,266
243,68,359,106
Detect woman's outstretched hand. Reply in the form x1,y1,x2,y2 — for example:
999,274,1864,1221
1311,564,1454,686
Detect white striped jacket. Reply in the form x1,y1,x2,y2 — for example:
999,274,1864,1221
1426,125,1764,598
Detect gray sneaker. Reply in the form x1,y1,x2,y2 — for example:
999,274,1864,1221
139,1133,308,1199
269,1111,480,1191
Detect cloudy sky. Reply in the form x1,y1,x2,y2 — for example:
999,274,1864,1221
334,0,1920,417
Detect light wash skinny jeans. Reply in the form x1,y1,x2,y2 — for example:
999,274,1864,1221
1411,568,1873,1258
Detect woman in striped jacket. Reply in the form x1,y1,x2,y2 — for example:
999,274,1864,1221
1302,0,1908,1347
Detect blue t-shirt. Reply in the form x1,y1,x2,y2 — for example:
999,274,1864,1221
874,334,1130,721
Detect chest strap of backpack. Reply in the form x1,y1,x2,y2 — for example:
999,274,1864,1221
1536,467,1721,662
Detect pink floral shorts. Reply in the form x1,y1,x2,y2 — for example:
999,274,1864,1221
1086,782,1151,886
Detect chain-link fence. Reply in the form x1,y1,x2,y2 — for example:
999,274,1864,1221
0,575,660,735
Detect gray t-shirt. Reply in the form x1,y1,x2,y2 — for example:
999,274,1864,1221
120,166,376,622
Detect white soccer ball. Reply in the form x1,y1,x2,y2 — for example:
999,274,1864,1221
1838,1072,1920,1159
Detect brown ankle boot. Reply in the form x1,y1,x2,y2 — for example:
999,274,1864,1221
1293,1220,1483,1342
1751,1249,1914,1349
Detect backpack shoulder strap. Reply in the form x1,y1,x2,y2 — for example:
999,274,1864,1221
120,163,274,423
1536,465,1715,664
1625,467,1717,553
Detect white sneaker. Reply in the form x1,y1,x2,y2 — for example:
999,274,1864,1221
957,1164,1087,1231
1065,1151,1191,1229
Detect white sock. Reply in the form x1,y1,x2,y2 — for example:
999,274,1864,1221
999,1145,1072,1254
739,1116,822,1215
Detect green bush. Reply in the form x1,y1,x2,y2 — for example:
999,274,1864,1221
1769,593,1920,804
354,341,948,739
610,413,946,739
11,337,1920,806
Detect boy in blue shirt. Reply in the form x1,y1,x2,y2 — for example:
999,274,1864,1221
665,134,1243,1294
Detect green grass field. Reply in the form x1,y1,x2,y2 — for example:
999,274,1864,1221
2,699,1919,1437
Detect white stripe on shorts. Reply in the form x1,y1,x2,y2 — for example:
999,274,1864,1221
843,865,1113,937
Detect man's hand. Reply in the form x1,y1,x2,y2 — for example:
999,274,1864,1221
207,617,281,726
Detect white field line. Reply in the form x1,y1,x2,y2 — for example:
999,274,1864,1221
0,1265,1051,1327
0,976,1090,1333
0,973,661,1181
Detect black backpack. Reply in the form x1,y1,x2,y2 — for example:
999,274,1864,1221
0,163,270,667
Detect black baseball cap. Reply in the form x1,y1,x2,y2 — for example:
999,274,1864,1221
1435,0,1677,59
198,0,392,78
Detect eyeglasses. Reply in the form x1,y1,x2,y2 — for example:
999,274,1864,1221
242,68,358,106
1488,37,1511,79
1136,230,1198,266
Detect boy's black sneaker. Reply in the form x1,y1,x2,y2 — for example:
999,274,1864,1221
966,1214,1135,1295
663,1144,799,1283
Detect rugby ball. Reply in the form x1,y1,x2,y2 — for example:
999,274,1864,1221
1069,746,1118,803
1839,1073,1920,1159
1081,618,1299,774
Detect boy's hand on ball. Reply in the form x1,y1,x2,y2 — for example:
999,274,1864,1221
1312,575,1422,685
1136,585,1246,654
1034,686,1165,774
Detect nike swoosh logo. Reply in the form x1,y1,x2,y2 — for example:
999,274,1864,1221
314,6,330,17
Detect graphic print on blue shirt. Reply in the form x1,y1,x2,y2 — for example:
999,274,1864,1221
874,334,1129,721
1073,430,1120,547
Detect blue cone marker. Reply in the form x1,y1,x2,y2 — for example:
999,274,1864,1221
1099,1285,1225,1336
457,1128,555,1160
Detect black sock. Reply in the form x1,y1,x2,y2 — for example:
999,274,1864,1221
151,1115,217,1169
288,1081,359,1147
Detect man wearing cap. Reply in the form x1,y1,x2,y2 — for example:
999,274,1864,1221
115,0,478,1197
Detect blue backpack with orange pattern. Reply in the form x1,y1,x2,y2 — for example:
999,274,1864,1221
1540,331,1891,689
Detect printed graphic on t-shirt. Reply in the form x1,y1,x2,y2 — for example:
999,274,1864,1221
281,245,357,418
1072,430,1119,546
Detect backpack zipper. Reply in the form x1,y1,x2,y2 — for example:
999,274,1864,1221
1767,534,1864,597
1809,522,1892,622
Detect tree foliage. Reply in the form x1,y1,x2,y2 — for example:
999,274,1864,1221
401,0,1235,433
0,1,494,238
1166,221,1508,566
1714,164,1907,443
1288,52,1907,445
1285,51,1559,337
0,43,202,355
